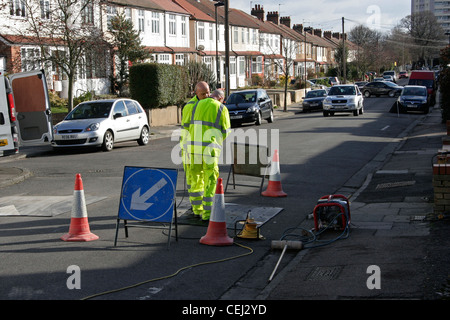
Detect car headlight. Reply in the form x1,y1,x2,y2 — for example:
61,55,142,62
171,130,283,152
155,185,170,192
323,98,331,104
85,123,100,132
246,106,256,113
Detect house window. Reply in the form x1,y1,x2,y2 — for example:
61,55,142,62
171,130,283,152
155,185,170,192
252,29,257,45
169,14,176,36
106,6,117,29
124,8,131,20
138,10,145,33
151,12,160,34
209,23,213,41
233,27,238,44
21,47,41,72
203,56,212,71
198,22,205,41
40,0,50,20
176,54,185,66
81,1,93,24
10,0,26,17
157,54,171,64
252,56,262,73
181,17,186,36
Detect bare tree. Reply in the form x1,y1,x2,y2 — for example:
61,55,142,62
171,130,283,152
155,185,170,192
400,11,446,67
8,0,108,111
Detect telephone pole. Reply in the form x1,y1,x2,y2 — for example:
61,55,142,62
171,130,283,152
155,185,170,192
342,17,346,84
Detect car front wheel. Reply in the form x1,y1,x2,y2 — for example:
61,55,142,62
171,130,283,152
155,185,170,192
102,130,114,151
255,111,262,125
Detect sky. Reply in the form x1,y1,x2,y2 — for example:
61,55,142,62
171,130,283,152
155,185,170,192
229,0,411,33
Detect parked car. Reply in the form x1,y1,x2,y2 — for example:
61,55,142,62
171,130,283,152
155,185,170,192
399,71,409,79
383,70,397,83
355,81,368,89
362,81,403,98
329,77,340,86
302,89,327,112
52,99,150,151
1,69,53,156
408,70,437,105
373,77,385,81
322,84,364,117
383,75,395,82
225,89,273,126
396,85,429,114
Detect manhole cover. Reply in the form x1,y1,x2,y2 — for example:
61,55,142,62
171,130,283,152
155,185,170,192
376,180,416,189
306,266,342,281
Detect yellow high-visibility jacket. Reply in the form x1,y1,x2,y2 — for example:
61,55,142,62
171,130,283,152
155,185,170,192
187,97,231,161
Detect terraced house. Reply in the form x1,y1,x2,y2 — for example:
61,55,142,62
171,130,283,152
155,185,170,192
0,0,357,98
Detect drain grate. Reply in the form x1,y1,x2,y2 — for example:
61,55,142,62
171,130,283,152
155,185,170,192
306,266,342,281
376,180,416,189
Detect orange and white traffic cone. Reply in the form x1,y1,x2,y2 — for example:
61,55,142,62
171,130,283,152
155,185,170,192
200,178,233,246
61,174,99,242
261,149,287,197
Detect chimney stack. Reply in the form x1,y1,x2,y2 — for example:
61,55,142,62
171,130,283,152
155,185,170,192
292,24,303,34
280,16,291,28
314,29,322,37
251,4,264,21
266,11,279,25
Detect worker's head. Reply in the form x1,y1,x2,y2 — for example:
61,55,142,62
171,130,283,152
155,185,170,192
210,89,225,103
195,81,210,100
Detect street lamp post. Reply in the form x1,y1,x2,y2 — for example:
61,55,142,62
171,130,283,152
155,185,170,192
214,0,229,98
214,1,224,89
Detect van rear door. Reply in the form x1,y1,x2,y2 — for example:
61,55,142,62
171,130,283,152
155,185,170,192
0,72,17,156
8,69,52,146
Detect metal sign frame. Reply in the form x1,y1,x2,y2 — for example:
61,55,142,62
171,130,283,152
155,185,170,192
114,166,178,248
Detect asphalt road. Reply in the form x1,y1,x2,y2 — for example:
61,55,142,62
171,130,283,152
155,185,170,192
0,81,425,301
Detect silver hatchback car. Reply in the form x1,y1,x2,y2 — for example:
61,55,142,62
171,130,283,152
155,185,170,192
52,99,149,151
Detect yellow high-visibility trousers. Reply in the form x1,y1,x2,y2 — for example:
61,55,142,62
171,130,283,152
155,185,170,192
188,155,219,220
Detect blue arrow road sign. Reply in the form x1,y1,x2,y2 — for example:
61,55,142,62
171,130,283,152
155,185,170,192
118,167,178,222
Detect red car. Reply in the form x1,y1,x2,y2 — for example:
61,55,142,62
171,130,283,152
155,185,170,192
399,71,409,79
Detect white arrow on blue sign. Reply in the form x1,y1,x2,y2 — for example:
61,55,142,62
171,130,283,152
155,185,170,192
118,167,178,222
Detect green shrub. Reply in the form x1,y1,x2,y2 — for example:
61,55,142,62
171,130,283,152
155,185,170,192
129,63,189,109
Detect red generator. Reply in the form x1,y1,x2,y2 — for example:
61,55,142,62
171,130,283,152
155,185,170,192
313,195,351,231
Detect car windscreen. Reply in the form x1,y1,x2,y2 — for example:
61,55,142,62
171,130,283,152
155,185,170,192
65,102,113,120
306,90,326,98
402,87,426,96
226,92,257,104
328,86,355,96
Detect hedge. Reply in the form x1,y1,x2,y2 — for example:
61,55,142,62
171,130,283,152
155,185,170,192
129,63,188,109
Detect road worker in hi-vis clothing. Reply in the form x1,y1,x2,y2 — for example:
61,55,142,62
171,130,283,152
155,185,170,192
180,81,210,215
185,89,231,221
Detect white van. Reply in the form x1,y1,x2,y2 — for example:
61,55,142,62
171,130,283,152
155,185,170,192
0,69,53,156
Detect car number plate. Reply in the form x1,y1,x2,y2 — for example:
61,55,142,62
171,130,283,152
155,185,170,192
230,115,243,119
407,104,417,108
61,134,78,140
311,103,318,107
